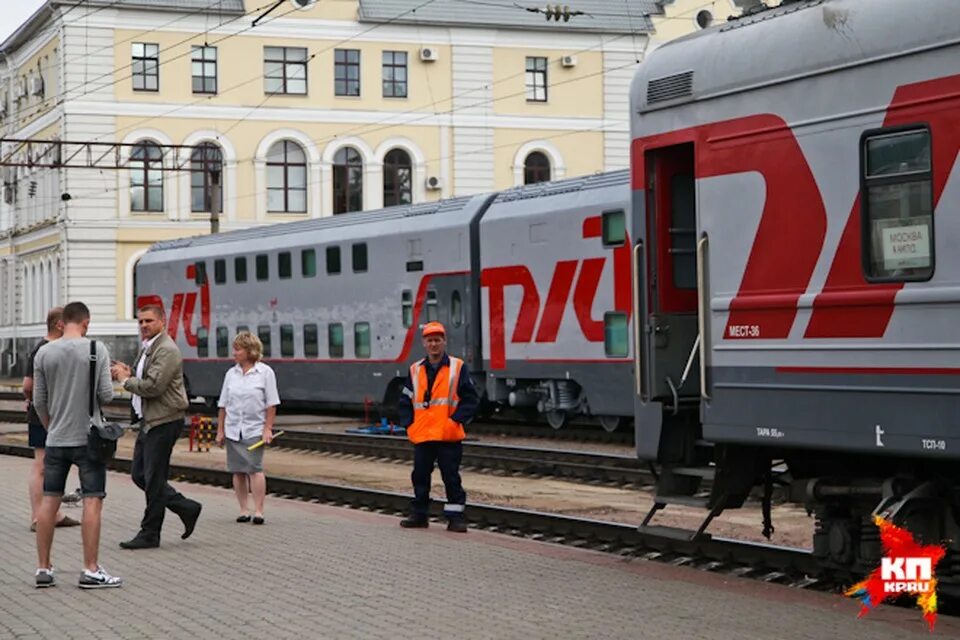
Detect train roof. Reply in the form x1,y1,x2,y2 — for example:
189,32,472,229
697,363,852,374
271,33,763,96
491,170,627,205
633,0,960,113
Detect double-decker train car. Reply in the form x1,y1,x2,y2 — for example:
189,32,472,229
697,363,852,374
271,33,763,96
630,0,960,588
135,171,633,429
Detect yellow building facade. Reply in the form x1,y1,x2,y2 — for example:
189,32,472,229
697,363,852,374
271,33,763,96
0,0,736,370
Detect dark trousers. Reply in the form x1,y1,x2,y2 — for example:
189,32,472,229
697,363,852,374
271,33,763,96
411,441,466,521
131,420,198,541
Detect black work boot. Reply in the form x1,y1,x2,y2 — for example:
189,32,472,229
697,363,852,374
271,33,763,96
400,516,429,528
446,519,467,533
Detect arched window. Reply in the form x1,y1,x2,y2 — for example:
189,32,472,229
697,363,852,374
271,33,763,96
266,140,307,213
190,143,223,212
130,141,164,211
333,147,363,214
383,148,412,207
524,151,551,185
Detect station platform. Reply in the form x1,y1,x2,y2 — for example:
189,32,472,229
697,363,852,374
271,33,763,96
0,455,956,639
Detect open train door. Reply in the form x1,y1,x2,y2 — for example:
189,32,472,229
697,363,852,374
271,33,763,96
635,142,701,459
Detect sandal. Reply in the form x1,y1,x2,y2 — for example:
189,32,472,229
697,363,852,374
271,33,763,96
236,515,251,523
55,516,81,528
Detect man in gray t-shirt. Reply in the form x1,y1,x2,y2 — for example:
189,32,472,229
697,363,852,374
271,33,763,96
31,301,122,590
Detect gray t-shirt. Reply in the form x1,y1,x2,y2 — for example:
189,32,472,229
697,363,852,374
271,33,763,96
33,338,114,447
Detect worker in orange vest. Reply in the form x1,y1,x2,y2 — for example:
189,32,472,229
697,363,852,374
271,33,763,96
397,322,479,532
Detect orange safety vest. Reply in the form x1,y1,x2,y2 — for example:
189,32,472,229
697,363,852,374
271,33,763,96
407,356,466,444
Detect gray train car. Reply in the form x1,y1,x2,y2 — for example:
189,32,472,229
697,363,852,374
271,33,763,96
630,0,960,588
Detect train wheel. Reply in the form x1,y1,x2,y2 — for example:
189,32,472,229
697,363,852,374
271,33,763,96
598,415,621,433
545,410,567,430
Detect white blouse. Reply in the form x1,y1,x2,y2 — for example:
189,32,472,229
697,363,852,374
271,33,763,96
217,362,280,441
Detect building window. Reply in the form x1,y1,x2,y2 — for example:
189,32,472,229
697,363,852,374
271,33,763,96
525,56,547,102
234,256,247,283
278,252,292,279
304,323,318,357
524,151,551,184
132,43,159,91
382,51,407,98
383,148,412,207
280,324,294,357
258,325,272,357
216,326,229,357
328,323,344,358
301,249,316,277
190,143,223,213
326,246,341,274
264,46,308,95
256,254,269,281
266,140,307,213
401,289,413,328
130,141,163,212
604,312,629,357
333,147,363,214
191,45,217,94
214,259,226,284
334,48,360,96
862,127,934,281
355,322,371,359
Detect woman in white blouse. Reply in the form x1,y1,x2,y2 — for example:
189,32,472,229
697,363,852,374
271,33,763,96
215,332,280,525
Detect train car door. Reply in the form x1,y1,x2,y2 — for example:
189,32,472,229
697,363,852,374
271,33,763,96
641,143,700,408
424,275,470,362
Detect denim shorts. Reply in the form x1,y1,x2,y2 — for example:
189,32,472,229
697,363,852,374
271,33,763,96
28,422,47,448
43,445,107,498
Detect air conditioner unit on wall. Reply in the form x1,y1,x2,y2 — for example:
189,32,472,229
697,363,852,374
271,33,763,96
425,176,442,190
29,76,44,96
561,55,577,68
419,47,439,62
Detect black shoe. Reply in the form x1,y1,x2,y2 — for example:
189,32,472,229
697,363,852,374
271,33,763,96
180,503,202,540
399,516,429,528
447,520,468,533
119,536,159,550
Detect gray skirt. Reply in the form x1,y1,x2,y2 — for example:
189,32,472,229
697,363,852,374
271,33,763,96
225,437,265,474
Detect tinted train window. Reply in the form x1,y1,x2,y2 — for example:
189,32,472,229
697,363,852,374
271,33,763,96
329,323,344,358
326,246,341,275
280,324,294,357
425,290,438,322
258,325,272,357
234,257,247,283
355,322,371,358
278,252,292,279
604,312,628,357
303,323,318,357
451,290,462,327
302,249,316,277
197,327,209,358
216,326,229,357
602,209,626,246
237,325,248,335
256,254,269,281
862,127,934,282
194,261,207,285
670,175,697,290
401,289,413,328
214,259,226,285
352,243,368,273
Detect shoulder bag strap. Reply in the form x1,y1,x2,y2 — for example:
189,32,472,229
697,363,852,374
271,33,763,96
88,339,97,420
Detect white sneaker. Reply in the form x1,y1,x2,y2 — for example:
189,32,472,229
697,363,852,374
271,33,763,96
78,566,122,589
35,567,55,588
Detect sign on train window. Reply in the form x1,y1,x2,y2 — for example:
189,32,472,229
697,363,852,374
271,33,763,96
602,209,626,247
401,290,413,328
861,127,934,282
603,312,628,357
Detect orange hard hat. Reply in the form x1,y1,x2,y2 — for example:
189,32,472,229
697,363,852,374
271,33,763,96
422,322,446,337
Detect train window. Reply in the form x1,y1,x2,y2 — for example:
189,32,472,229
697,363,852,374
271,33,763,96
670,174,697,290
278,252,292,280
258,325,272,357
401,290,413,328
451,290,462,327
603,312,628,357
194,261,207,285
355,322,371,359
280,324,294,357
352,243,368,273
237,325,248,335
234,257,247,283
425,290,438,322
216,326,229,357
301,249,317,277
197,327,209,358
862,128,934,282
329,323,344,358
256,254,269,281
214,259,226,285
602,209,626,247
303,323,319,357
326,246,341,275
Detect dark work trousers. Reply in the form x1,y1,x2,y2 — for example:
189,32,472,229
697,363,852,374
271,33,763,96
131,420,197,541
411,441,466,521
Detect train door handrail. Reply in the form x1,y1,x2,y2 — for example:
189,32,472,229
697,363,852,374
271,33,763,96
696,234,710,401
632,240,645,400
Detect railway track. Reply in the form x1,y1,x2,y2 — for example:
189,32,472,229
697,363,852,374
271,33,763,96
0,443,823,590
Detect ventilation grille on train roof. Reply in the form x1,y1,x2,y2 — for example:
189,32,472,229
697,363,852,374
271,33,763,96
646,70,694,105
496,169,629,203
